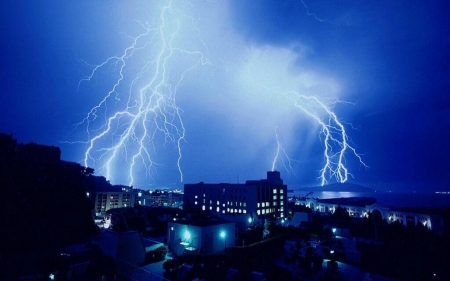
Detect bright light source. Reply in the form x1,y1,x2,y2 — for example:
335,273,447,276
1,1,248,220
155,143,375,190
248,217,252,223
49,274,55,280
332,228,336,233
220,231,226,238
184,230,191,240
330,250,335,254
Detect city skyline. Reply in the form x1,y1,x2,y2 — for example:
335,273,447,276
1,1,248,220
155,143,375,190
1,1,448,190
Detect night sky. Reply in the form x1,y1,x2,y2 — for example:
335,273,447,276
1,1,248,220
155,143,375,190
1,1,449,191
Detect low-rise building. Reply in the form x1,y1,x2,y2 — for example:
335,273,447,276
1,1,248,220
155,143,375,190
167,218,235,255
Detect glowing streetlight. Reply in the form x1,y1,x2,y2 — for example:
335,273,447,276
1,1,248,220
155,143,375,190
220,230,226,250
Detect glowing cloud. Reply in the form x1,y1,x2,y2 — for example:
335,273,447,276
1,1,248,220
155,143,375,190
76,0,366,187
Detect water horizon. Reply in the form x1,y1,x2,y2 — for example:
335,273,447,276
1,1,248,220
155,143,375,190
289,190,450,208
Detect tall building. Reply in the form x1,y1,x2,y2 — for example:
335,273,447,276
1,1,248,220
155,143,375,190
184,171,287,220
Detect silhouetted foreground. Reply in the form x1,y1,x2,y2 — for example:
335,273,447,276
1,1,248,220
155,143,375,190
0,133,99,278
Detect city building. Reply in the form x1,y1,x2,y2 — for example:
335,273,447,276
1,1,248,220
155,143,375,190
184,171,288,221
94,191,142,216
295,197,443,232
167,218,235,255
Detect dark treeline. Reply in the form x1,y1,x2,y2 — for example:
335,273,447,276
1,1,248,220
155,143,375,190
0,133,100,276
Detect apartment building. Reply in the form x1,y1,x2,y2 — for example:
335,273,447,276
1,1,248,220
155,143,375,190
184,171,288,220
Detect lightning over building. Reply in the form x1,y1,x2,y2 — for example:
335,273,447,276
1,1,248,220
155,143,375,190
77,0,210,186
271,126,298,176
74,0,366,188
287,92,368,186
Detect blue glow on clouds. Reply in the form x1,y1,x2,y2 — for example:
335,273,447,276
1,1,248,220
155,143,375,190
0,0,448,190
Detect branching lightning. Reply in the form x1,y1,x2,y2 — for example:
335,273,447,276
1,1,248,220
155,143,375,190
271,126,299,176
77,0,210,186
287,92,368,186
73,0,366,187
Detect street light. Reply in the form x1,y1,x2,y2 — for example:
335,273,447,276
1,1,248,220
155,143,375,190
220,231,226,251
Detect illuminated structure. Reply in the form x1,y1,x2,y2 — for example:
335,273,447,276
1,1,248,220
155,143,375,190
167,218,234,255
295,197,443,232
94,191,142,216
184,171,287,220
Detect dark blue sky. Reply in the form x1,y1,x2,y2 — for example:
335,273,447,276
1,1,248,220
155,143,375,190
1,0,449,191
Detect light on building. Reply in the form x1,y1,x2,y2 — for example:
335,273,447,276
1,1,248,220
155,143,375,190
248,217,252,223
86,192,90,197
330,250,335,254
332,228,337,234
138,192,142,197
49,274,55,280
184,230,191,240
220,231,226,238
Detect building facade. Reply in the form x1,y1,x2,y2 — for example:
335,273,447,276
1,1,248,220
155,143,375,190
167,219,235,255
295,197,443,232
184,171,288,220
94,191,142,216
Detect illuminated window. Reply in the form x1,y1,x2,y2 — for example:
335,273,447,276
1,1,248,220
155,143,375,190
257,203,260,208
217,201,219,205
234,209,237,213
273,195,277,200
281,201,284,205
195,201,197,205
280,196,284,199
273,189,277,194
195,195,198,199
273,202,277,206
239,209,242,213
223,203,225,207
231,209,234,213
262,210,266,214
280,189,284,194
210,200,212,204
222,210,225,213
266,201,269,206
243,210,247,213
202,205,205,210
257,210,261,215
217,207,220,212
203,194,205,197
209,206,212,210
262,203,265,207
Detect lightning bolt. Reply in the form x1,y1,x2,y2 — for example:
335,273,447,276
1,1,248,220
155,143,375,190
300,0,334,24
77,0,210,186
287,92,368,186
271,126,299,176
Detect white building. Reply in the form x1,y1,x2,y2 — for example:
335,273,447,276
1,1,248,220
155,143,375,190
184,171,287,220
94,191,142,216
295,197,443,232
